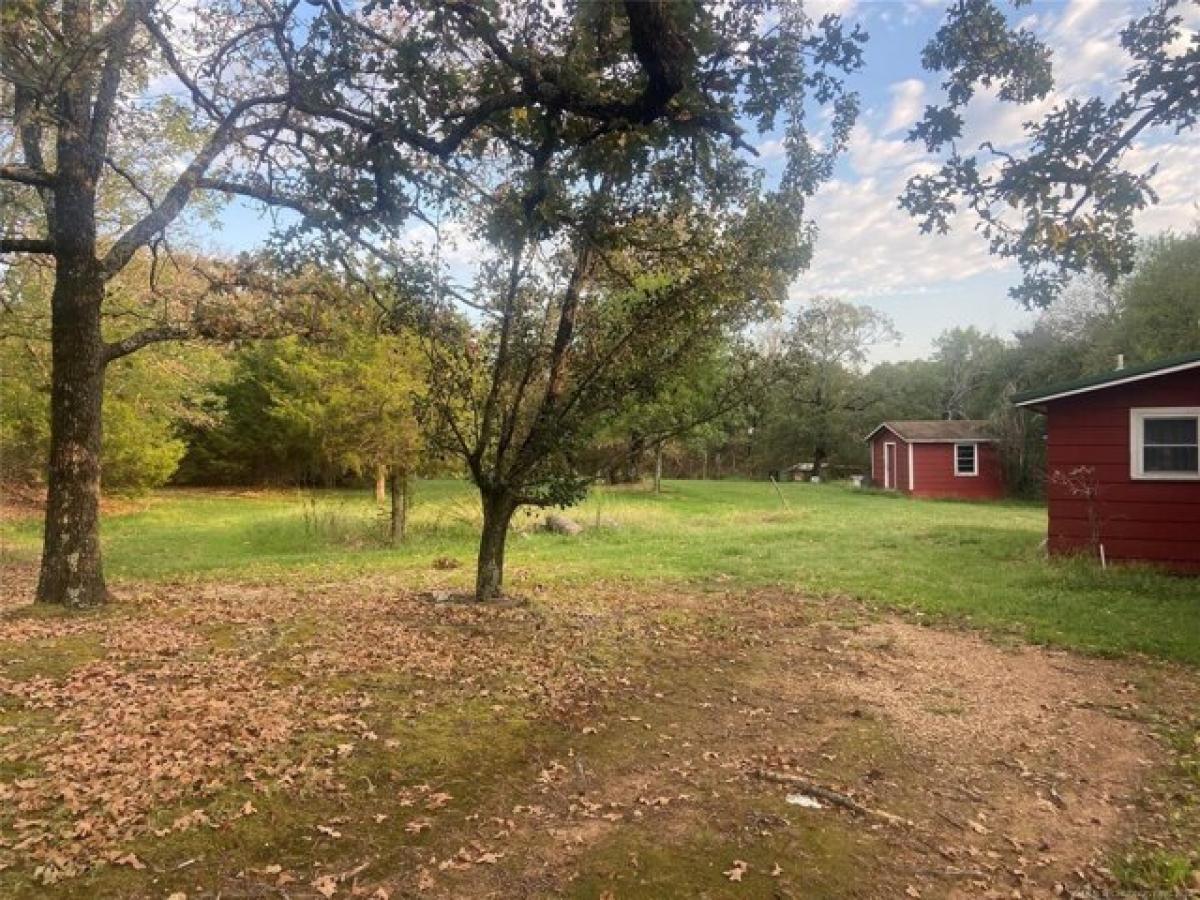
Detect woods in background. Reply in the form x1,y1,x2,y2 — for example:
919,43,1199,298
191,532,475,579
4,228,1196,504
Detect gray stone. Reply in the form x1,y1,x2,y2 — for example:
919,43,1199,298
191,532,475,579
545,513,584,536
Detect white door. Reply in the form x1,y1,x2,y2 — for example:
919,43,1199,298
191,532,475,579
884,442,896,489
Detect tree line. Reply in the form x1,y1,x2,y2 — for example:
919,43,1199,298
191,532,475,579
6,226,1196,493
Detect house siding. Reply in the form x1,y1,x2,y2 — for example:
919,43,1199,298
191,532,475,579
910,442,1006,500
869,426,1006,499
869,427,911,492
1042,366,1200,571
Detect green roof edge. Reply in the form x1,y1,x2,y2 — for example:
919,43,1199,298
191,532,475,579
1011,349,1200,406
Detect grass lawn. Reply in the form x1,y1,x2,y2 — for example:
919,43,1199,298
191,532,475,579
3,479,1198,664
2,481,1199,898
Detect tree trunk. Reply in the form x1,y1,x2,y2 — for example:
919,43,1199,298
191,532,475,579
812,445,827,482
701,448,708,480
475,491,516,601
37,257,108,607
653,442,664,493
375,465,387,505
607,432,645,484
389,467,409,545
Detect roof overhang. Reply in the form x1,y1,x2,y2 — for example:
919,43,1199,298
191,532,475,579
1012,352,1200,408
863,423,896,442
863,423,995,444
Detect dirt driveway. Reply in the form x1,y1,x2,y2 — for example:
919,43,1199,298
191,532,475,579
1,570,1197,898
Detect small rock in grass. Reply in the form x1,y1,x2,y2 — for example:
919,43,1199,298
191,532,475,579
544,514,583,536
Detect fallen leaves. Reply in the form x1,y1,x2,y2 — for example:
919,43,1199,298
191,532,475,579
0,581,600,883
438,844,505,870
424,791,453,810
404,818,433,835
312,874,339,897
0,575,1194,900
0,645,307,875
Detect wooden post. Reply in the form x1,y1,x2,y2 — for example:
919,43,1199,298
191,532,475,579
769,475,790,510
389,468,409,545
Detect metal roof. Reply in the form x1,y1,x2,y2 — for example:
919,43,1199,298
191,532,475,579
1011,350,1200,408
863,420,994,443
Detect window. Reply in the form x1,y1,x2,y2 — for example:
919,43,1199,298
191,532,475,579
954,442,977,476
1131,408,1200,480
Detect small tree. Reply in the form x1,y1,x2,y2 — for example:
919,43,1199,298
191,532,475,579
1048,465,1105,556
265,328,428,544
342,4,869,600
418,211,816,600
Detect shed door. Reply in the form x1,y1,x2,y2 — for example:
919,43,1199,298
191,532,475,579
884,442,897,489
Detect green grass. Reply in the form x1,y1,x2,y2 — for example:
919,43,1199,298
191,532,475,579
1113,849,1195,896
3,480,1198,664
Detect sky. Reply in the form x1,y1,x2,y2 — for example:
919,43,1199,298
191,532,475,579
208,0,1200,364
786,0,1200,361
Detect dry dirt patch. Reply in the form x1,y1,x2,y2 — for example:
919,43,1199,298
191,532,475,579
0,578,1195,898
820,621,1195,897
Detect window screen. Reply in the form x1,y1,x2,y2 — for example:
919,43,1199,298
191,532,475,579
955,443,977,475
1143,416,1199,474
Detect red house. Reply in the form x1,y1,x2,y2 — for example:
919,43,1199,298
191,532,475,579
1013,351,1200,572
864,420,1006,500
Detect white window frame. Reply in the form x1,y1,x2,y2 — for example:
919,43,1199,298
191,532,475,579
953,442,978,477
1130,407,1200,481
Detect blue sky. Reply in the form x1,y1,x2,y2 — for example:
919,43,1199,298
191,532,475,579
786,0,1200,361
206,0,1199,364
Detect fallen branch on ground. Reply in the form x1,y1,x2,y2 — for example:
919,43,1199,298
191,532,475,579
750,769,912,827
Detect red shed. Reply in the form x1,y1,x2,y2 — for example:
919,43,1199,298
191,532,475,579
1013,351,1200,572
864,420,1006,500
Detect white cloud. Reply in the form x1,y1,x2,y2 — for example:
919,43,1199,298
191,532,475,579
792,0,1199,336
755,137,787,160
797,166,1006,302
882,78,925,135
1127,138,1200,234
845,123,926,176
805,0,858,19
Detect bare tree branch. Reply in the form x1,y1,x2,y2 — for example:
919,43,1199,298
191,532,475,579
0,164,55,188
102,324,192,362
100,104,288,277
0,237,55,253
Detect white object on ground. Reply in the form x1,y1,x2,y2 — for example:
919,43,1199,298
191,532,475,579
786,793,825,809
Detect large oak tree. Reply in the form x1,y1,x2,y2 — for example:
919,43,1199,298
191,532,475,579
2,0,786,605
